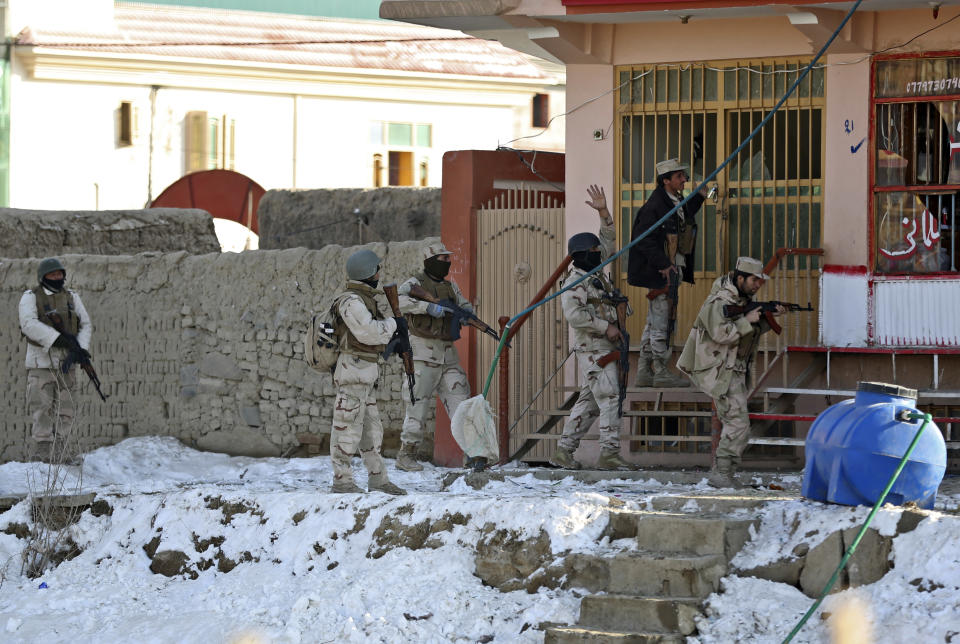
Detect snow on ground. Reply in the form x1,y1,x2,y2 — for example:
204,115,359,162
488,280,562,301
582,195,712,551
0,437,958,643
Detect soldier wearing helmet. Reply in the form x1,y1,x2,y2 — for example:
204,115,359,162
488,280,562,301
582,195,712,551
394,240,474,471
550,185,638,472
328,248,406,495
18,257,93,463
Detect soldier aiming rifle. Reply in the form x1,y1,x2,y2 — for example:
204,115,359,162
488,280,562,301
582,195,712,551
405,283,502,344
723,300,814,335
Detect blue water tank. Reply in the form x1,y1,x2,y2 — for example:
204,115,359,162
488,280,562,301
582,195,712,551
802,381,946,509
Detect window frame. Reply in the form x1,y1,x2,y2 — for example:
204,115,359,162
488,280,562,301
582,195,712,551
869,50,960,276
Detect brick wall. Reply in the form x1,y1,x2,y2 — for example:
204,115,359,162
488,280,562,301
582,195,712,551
0,240,437,462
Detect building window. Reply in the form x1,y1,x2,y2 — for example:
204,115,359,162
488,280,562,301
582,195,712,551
373,153,384,187
532,93,549,128
118,101,136,147
873,56,960,274
372,121,432,147
185,111,235,172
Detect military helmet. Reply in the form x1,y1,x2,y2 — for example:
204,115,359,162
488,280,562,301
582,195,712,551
567,232,600,256
423,241,453,261
345,249,381,281
37,257,66,283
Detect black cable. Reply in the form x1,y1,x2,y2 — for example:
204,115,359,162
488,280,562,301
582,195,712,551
873,11,960,54
498,146,565,192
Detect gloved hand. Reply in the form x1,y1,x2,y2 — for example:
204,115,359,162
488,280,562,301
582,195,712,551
426,303,451,318
393,316,409,334
53,332,83,354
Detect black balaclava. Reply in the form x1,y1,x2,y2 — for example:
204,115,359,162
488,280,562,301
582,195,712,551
362,266,380,289
572,250,602,272
42,275,66,293
424,256,451,280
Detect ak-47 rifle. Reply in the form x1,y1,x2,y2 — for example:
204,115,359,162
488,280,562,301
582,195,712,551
382,284,417,405
44,308,107,402
646,269,680,346
407,283,504,345
722,300,815,335
596,288,630,418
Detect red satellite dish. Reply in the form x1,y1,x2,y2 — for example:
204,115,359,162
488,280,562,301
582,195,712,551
151,169,265,235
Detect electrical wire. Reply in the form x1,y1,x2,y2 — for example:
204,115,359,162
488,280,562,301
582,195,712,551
480,0,866,399
501,8,959,146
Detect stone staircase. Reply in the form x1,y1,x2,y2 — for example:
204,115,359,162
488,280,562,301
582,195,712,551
545,495,762,643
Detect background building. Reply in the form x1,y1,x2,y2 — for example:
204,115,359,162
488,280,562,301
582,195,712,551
0,0,565,212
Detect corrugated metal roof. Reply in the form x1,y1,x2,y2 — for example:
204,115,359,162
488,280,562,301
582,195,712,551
14,2,551,80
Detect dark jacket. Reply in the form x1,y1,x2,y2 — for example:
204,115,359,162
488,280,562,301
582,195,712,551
626,184,705,290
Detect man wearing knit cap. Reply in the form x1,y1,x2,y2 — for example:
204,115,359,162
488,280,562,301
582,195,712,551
627,157,709,388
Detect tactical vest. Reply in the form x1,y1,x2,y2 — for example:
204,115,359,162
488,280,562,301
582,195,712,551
332,282,385,362
670,193,696,255
25,286,80,346
408,271,457,341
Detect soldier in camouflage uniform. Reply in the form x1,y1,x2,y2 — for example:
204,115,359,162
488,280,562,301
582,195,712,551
677,257,784,488
19,258,93,463
549,185,639,471
329,249,406,495
394,242,473,471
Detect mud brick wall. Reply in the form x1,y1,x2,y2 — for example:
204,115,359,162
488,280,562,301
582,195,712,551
0,208,221,257
258,187,440,250
0,240,437,462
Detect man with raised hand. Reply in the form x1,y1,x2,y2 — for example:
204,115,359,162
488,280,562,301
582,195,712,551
550,185,638,471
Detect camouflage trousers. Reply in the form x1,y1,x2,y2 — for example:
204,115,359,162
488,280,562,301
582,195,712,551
330,382,388,485
400,360,470,446
640,293,672,362
26,367,76,443
714,371,750,464
558,351,621,452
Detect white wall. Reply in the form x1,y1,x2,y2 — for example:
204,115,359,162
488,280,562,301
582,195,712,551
7,68,561,207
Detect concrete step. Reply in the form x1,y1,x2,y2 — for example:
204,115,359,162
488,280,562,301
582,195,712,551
565,551,726,597
578,595,701,635
544,626,685,644
605,511,757,559
645,494,772,514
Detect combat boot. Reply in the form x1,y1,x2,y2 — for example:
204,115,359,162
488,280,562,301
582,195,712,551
633,357,654,388
706,457,743,489
652,359,690,388
548,446,582,470
369,475,408,496
595,449,640,471
396,442,424,472
331,478,364,494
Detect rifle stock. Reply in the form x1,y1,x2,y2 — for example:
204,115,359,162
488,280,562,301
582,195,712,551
45,310,107,402
382,284,417,404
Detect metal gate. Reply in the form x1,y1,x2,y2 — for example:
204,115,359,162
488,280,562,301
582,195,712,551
615,59,825,346
475,188,567,461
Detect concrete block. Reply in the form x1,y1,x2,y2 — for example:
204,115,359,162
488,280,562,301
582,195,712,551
578,596,701,635
841,527,892,587
799,530,844,598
